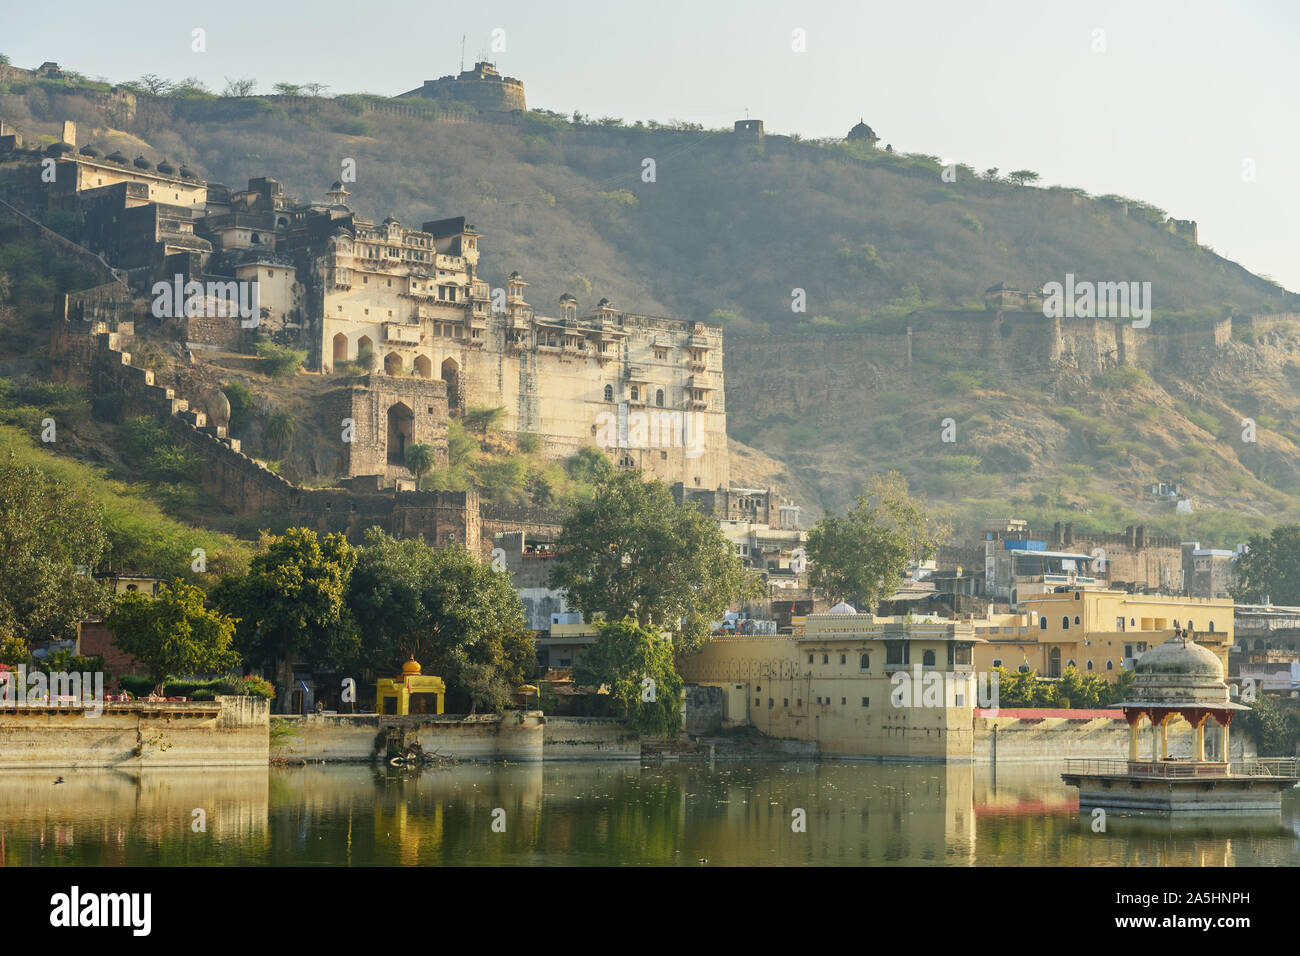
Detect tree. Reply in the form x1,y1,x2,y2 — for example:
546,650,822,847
263,410,295,455
982,167,1000,181
1008,169,1040,187
222,77,257,97
549,470,751,655
168,76,211,98
107,578,239,696
463,405,506,435
574,618,683,736
1231,525,1300,604
272,83,302,96
211,528,358,712
133,73,173,96
0,456,110,649
302,82,330,97
348,530,534,713
805,472,949,611
405,443,436,490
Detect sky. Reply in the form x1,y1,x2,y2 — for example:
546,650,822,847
6,0,1299,291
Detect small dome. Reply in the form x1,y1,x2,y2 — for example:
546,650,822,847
106,151,128,164
45,142,74,156
79,145,101,157
828,601,857,615
133,155,152,169
847,118,877,142
1128,634,1228,706
179,166,197,179
156,161,176,175
330,180,344,190
401,657,422,676
559,293,576,303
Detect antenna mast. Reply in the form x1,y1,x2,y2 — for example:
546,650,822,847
460,35,466,72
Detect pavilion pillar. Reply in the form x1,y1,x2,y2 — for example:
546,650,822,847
1221,719,1230,763
1159,718,1169,760
1128,720,1139,762
1150,718,1160,761
1195,715,1205,762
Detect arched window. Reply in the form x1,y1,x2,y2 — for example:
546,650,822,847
1073,615,1080,625
1061,616,1070,630
604,385,613,401
656,389,664,407
1209,620,1215,632
1048,646,1062,678
1066,659,1076,669
630,386,639,401
859,653,869,672
1040,617,1048,630
1086,660,1094,671
1106,660,1114,670
922,649,936,667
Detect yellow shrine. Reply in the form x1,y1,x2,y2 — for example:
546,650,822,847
376,658,446,716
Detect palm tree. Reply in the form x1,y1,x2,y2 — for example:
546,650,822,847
264,410,295,456
405,443,436,490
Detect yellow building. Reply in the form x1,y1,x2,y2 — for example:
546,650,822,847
972,589,1233,681
376,659,446,715
679,603,983,760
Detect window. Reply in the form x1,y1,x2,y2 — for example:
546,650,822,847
783,698,788,707
808,654,814,664
1086,661,1094,671
1117,617,1125,632
604,385,613,401
1074,615,1081,625
1040,617,1048,630
656,389,664,407
862,697,870,707
922,649,936,667
840,654,846,665
768,699,774,709
1061,616,1070,630
1209,620,1215,631
630,386,639,401
822,654,829,664
886,642,909,666
859,653,870,672
755,698,760,706
992,658,1003,668
1106,660,1114,670
841,697,846,705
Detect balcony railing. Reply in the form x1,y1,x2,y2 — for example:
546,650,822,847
1063,757,1300,778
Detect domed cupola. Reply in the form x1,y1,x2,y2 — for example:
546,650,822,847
1128,633,1228,706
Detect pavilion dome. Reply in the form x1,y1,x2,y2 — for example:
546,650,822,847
828,601,857,615
847,119,877,142
402,658,422,677
1128,634,1228,706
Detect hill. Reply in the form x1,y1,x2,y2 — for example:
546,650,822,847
2,75,1299,544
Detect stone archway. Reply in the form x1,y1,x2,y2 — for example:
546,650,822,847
384,352,403,376
387,402,414,465
332,333,348,365
441,357,461,412
414,354,432,379
357,336,374,370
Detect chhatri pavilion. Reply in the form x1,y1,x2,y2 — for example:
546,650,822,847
1062,629,1299,813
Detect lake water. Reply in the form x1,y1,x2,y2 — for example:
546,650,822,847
2,761,1297,866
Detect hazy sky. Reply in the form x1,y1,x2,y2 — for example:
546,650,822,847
6,0,1299,290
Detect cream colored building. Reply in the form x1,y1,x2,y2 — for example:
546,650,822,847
973,588,1233,681
679,604,982,760
314,213,729,488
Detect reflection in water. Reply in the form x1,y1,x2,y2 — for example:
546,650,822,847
0,762,1296,866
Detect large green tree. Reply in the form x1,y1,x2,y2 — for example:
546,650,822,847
0,456,110,649
574,618,682,737
211,528,358,712
1230,525,1300,604
348,529,533,713
805,471,948,611
107,578,239,696
549,470,751,655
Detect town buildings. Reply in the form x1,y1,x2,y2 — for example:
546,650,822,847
971,588,1234,681
678,603,981,760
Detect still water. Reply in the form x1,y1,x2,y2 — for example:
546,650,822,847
1,761,1297,866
